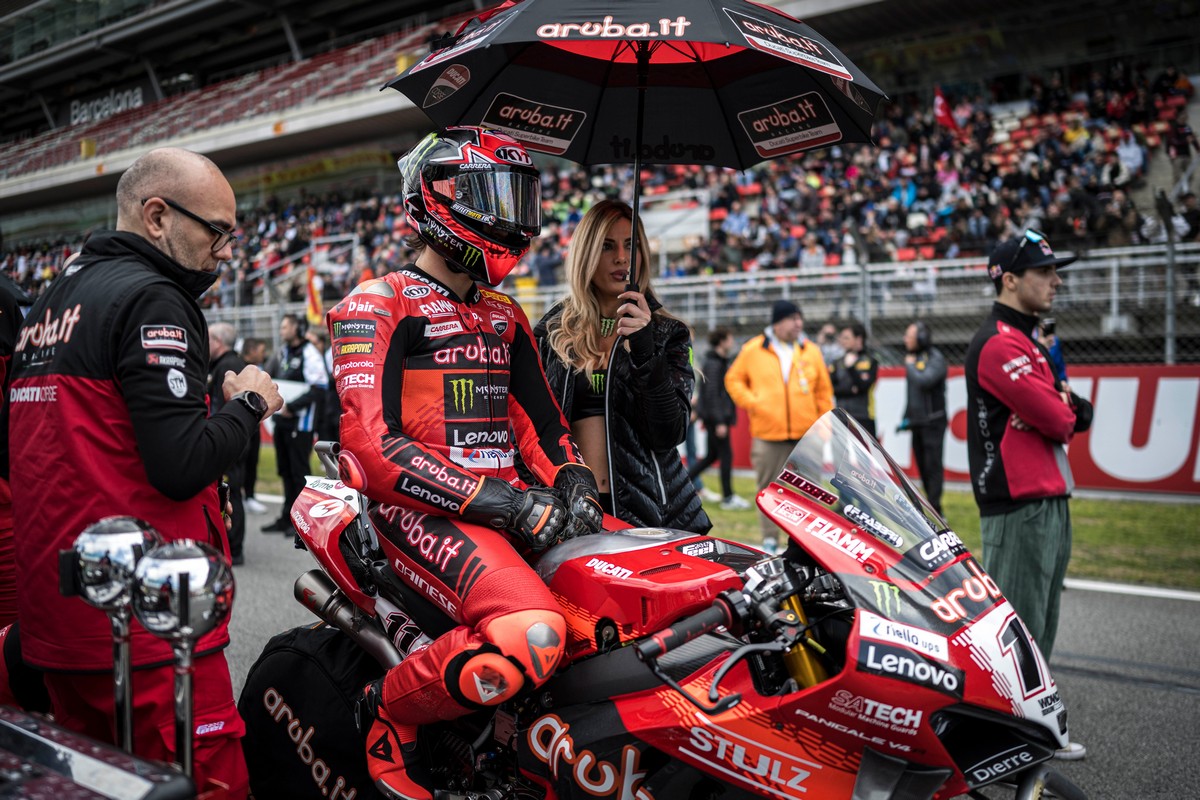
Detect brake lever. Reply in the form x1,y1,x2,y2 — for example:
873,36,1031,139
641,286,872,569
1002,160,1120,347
706,640,790,703
640,653,742,716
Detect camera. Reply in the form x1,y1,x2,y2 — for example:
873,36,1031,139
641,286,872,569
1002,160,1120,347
1041,317,1056,337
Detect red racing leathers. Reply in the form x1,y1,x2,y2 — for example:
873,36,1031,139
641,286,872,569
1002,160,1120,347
328,265,588,724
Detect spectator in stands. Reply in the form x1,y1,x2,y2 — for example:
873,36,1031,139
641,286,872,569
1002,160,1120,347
798,232,826,273
1165,109,1199,195
532,239,563,286
1181,192,1200,242
725,300,833,553
1101,188,1141,247
720,199,752,240
902,320,947,515
1115,128,1146,183
829,320,878,437
1152,63,1194,104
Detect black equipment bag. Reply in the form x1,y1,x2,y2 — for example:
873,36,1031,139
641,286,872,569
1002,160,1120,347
238,623,386,800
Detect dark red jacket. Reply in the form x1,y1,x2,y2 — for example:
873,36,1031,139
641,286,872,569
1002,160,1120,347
964,303,1079,516
2,232,260,671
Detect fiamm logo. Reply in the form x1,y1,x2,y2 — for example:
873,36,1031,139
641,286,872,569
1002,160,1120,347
450,378,475,413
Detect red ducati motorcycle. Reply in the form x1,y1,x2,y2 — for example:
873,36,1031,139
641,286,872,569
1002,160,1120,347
265,410,1088,800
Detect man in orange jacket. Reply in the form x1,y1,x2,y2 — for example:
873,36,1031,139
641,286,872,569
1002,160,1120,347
725,300,833,553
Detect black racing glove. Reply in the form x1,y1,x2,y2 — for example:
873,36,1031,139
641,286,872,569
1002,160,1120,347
461,477,568,551
554,464,603,540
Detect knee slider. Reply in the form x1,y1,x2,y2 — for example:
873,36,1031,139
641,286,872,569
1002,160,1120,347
447,609,565,709
484,608,566,689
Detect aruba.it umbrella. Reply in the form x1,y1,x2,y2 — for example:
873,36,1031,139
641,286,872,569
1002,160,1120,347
385,0,886,287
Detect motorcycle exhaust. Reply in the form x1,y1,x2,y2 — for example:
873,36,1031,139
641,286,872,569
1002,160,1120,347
294,569,403,669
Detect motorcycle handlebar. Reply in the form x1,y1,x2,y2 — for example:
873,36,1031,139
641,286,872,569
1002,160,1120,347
635,596,737,662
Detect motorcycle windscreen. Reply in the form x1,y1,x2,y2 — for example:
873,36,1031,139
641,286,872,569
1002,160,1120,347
766,410,980,609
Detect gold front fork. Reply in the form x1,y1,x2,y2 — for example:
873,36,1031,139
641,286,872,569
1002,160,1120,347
780,595,829,688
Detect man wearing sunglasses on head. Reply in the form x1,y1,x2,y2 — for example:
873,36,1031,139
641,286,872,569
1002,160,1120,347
965,229,1093,761
0,147,282,797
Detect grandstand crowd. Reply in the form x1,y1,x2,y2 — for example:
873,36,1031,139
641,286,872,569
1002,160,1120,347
4,61,1199,308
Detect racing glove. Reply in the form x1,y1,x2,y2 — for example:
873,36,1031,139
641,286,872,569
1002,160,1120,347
460,477,568,551
554,464,604,540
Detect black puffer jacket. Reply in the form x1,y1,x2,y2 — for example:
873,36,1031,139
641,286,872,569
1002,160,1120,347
535,301,711,534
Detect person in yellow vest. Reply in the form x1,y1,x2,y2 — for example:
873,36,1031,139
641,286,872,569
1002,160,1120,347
725,300,833,553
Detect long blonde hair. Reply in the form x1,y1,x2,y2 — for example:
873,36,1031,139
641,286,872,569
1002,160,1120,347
548,199,657,374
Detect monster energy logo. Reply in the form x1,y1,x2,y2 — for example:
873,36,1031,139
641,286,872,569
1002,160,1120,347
590,372,605,394
461,246,482,268
869,581,901,616
451,378,475,412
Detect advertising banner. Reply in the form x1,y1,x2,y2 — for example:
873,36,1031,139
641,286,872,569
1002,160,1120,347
728,364,1200,496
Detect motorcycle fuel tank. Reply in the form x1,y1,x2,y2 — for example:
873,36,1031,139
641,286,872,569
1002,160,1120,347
536,529,761,659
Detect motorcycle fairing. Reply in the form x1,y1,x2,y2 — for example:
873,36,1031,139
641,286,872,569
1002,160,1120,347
538,531,759,660
292,477,372,613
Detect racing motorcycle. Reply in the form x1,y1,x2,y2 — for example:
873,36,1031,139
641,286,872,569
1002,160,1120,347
271,409,1088,800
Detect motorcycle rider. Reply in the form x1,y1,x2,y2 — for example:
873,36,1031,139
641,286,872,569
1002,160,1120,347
328,126,603,800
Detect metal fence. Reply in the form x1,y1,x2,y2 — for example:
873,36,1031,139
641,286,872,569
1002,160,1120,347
207,241,1200,368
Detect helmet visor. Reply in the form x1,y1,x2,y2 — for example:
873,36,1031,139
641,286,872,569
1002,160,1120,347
430,166,541,230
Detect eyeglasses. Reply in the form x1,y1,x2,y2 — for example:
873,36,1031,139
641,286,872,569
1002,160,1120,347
1015,228,1046,261
142,197,239,254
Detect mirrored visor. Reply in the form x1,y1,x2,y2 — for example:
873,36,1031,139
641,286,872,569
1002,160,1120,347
430,166,541,228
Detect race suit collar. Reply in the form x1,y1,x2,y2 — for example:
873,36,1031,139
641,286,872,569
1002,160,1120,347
401,263,481,305
990,301,1040,341
79,230,220,299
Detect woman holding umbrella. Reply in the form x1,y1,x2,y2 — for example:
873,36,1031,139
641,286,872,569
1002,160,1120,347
534,199,710,533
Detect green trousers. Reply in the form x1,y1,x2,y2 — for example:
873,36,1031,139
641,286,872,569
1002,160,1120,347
980,497,1072,660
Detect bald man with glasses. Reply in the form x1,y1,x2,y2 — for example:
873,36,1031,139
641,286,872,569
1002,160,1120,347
0,147,282,797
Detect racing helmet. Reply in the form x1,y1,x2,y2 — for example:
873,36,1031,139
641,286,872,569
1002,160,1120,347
398,126,541,285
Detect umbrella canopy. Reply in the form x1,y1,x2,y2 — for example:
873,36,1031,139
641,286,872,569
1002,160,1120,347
385,0,887,171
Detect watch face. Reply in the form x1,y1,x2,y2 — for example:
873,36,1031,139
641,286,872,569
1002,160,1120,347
241,392,267,418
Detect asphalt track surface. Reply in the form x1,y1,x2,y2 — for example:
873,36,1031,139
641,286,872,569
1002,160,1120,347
230,499,1200,800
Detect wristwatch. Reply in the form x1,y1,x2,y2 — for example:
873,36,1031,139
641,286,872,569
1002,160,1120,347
231,390,268,422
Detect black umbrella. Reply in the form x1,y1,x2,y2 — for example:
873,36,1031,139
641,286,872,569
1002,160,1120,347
385,0,887,288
